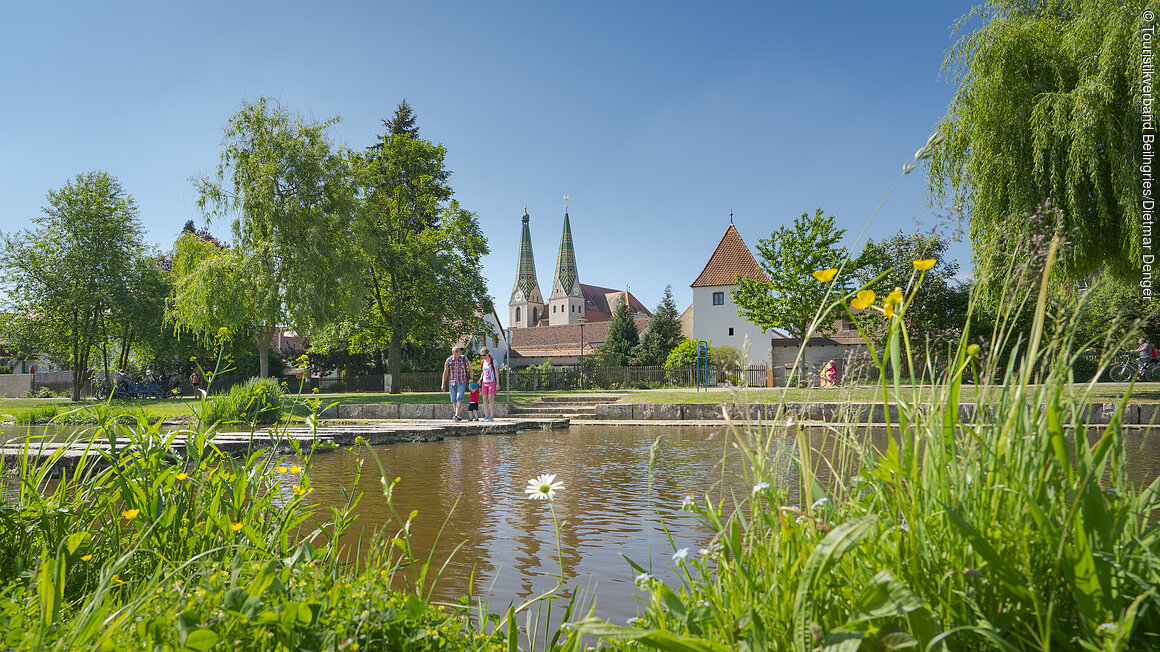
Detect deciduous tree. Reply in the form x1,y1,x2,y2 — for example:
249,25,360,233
732,208,849,342
183,97,362,377
0,172,147,400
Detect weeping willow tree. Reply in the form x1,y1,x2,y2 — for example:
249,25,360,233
929,0,1149,284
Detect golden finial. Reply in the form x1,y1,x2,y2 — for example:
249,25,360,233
564,194,570,211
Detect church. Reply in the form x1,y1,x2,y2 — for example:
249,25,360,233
506,204,651,367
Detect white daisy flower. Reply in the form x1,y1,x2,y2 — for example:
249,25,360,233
672,548,689,562
525,473,564,501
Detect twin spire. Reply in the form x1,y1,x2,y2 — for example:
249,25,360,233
509,198,583,327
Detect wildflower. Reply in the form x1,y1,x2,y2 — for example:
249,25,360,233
122,509,140,520
311,387,319,393
281,381,288,388
296,354,310,365
886,288,903,304
912,259,936,271
627,617,644,626
355,436,365,445
698,548,710,556
752,482,770,495
634,572,653,588
883,302,894,319
216,326,230,339
293,486,305,496
680,496,695,511
524,473,564,500
811,497,829,510
81,554,93,561
290,465,302,474
276,467,288,474
176,472,188,481
230,522,243,532
811,268,838,283
672,548,689,562
190,356,197,362
967,343,981,358
850,289,875,310
1096,623,1116,635
111,574,123,584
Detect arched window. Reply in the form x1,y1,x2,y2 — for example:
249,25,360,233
515,307,521,323
532,308,538,323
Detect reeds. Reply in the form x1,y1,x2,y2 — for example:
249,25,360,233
576,239,1160,650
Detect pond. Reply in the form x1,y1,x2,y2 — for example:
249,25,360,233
5,420,1160,624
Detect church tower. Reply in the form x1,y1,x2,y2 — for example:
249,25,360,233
509,208,544,328
547,198,585,326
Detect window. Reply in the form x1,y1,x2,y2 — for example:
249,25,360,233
515,307,521,322
553,305,557,313
571,305,574,313
728,327,735,336
712,292,725,305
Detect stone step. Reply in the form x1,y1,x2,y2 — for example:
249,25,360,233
536,395,623,404
512,405,597,415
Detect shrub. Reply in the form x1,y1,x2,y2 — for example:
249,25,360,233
200,377,285,426
0,366,11,374
664,338,712,368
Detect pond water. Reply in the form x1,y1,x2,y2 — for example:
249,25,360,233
5,420,1160,624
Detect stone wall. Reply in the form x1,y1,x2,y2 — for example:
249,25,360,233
322,403,511,420
0,374,32,398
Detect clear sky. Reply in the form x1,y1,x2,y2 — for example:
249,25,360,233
0,1,975,314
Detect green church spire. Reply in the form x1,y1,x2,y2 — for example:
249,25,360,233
511,208,541,302
552,210,579,296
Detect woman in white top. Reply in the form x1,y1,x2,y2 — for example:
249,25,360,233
477,348,499,421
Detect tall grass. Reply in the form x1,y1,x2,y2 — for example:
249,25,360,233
576,240,1160,650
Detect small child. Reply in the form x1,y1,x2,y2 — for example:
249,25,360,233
466,383,480,421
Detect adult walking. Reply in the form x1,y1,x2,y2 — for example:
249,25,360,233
477,347,499,421
441,346,471,421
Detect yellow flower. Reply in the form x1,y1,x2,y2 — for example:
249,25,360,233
122,509,140,520
883,301,894,319
850,289,876,310
296,354,310,365
217,326,230,337
230,522,243,532
811,268,838,283
913,259,936,271
967,343,981,358
81,554,93,561
190,356,197,362
311,387,319,393
290,465,302,474
111,574,123,584
886,288,904,305
293,486,305,496
176,472,188,481
276,466,288,474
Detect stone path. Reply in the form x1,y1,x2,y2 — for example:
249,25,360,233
0,418,569,475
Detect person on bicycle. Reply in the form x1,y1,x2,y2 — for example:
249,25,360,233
1131,338,1157,376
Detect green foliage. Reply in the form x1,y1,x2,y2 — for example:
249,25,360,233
598,296,640,367
664,339,711,368
732,208,849,341
200,377,285,426
185,97,363,377
1,171,149,401
578,241,1160,650
634,285,684,366
929,0,1144,283
710,344,742,370
0,366,10,375
335,101,490,393
12,405,58,425
853,230,970,345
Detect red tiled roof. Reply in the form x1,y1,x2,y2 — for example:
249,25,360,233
770,320,865,347
690,224,769,288
510,316,652,358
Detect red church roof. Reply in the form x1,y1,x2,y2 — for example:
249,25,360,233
690,224,769,288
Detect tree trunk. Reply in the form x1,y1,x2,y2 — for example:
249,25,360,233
258,325,275,378
388,334,402,394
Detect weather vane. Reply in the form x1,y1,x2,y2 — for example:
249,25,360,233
564,194,570,211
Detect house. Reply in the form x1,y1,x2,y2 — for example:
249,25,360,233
770,319,868,382
686,223,775,366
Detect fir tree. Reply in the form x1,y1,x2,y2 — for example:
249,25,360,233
634,285,683,365
599,295,639,367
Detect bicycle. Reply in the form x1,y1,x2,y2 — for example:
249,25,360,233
1108,352,1160,382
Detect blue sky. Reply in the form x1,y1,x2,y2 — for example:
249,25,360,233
1,1,974,312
